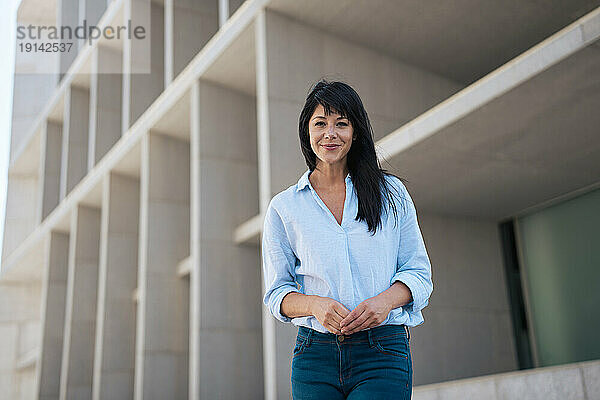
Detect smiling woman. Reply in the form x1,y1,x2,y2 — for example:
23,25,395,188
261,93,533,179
261,79,433,399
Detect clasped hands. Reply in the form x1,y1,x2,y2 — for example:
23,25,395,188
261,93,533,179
310,294,392,336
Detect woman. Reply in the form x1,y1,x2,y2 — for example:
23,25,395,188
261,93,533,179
262,79,433,399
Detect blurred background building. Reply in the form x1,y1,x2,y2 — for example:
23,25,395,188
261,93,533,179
1,0,599,399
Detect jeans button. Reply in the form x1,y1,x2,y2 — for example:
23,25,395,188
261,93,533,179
337,335,345,342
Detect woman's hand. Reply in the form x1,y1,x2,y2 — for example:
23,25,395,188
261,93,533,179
339,295,392,335
310,296,351,335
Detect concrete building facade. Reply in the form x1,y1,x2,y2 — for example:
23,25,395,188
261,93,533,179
1,0,599,399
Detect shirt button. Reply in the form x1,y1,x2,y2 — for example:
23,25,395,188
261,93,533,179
337,335,345,342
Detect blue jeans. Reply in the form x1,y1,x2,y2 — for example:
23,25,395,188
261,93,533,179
291,324,412,399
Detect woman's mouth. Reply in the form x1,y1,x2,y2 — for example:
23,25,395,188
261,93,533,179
322,144,340,150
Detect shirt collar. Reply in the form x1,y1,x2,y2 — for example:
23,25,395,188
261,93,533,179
296,168,351,192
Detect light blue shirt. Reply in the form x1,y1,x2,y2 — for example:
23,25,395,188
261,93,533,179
262,168,433,334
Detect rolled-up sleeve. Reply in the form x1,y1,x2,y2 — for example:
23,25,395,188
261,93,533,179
390,181,433,314
261,199,300,323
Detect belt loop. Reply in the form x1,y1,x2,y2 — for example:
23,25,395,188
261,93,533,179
367,329,374,348
306,327,313,346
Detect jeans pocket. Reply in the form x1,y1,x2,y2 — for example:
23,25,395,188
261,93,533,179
292,336,308,358
374,334,409,359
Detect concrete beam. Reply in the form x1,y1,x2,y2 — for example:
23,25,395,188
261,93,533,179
232,213,262,245
176,256,191,278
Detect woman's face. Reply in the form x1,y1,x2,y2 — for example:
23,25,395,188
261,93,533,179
308,103,354,169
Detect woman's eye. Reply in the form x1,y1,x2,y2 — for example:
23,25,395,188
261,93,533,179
314,121,347,127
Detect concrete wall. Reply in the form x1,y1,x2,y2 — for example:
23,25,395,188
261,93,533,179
40,122,63,221
89,46,122,168
10,70,57,160
11,17,58,160
263,8,463,194
81,0,107,33
413,212,518,385
60,86,90,199
125,1,164,130
59,0,80,78
0,282,42,400
172,0,218,79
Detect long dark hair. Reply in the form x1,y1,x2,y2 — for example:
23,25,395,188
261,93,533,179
298,79,407,235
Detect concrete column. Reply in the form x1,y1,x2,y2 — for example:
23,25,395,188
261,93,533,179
89,46,123,169
189,81,200,400
218,0,228,27
123,0,164,132
255,10,276,400
59,206,101,400
171,0,218,78
92,173,139,400
37,232,70,400
193,79,262,399
134,133,189,400
60,86,90,200
40,121,63,221
164,0,173,86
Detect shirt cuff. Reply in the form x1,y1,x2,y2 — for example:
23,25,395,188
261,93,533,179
270,286,301,323
390,271,428,313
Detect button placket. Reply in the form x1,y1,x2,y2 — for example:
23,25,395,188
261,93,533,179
307,173,355,309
